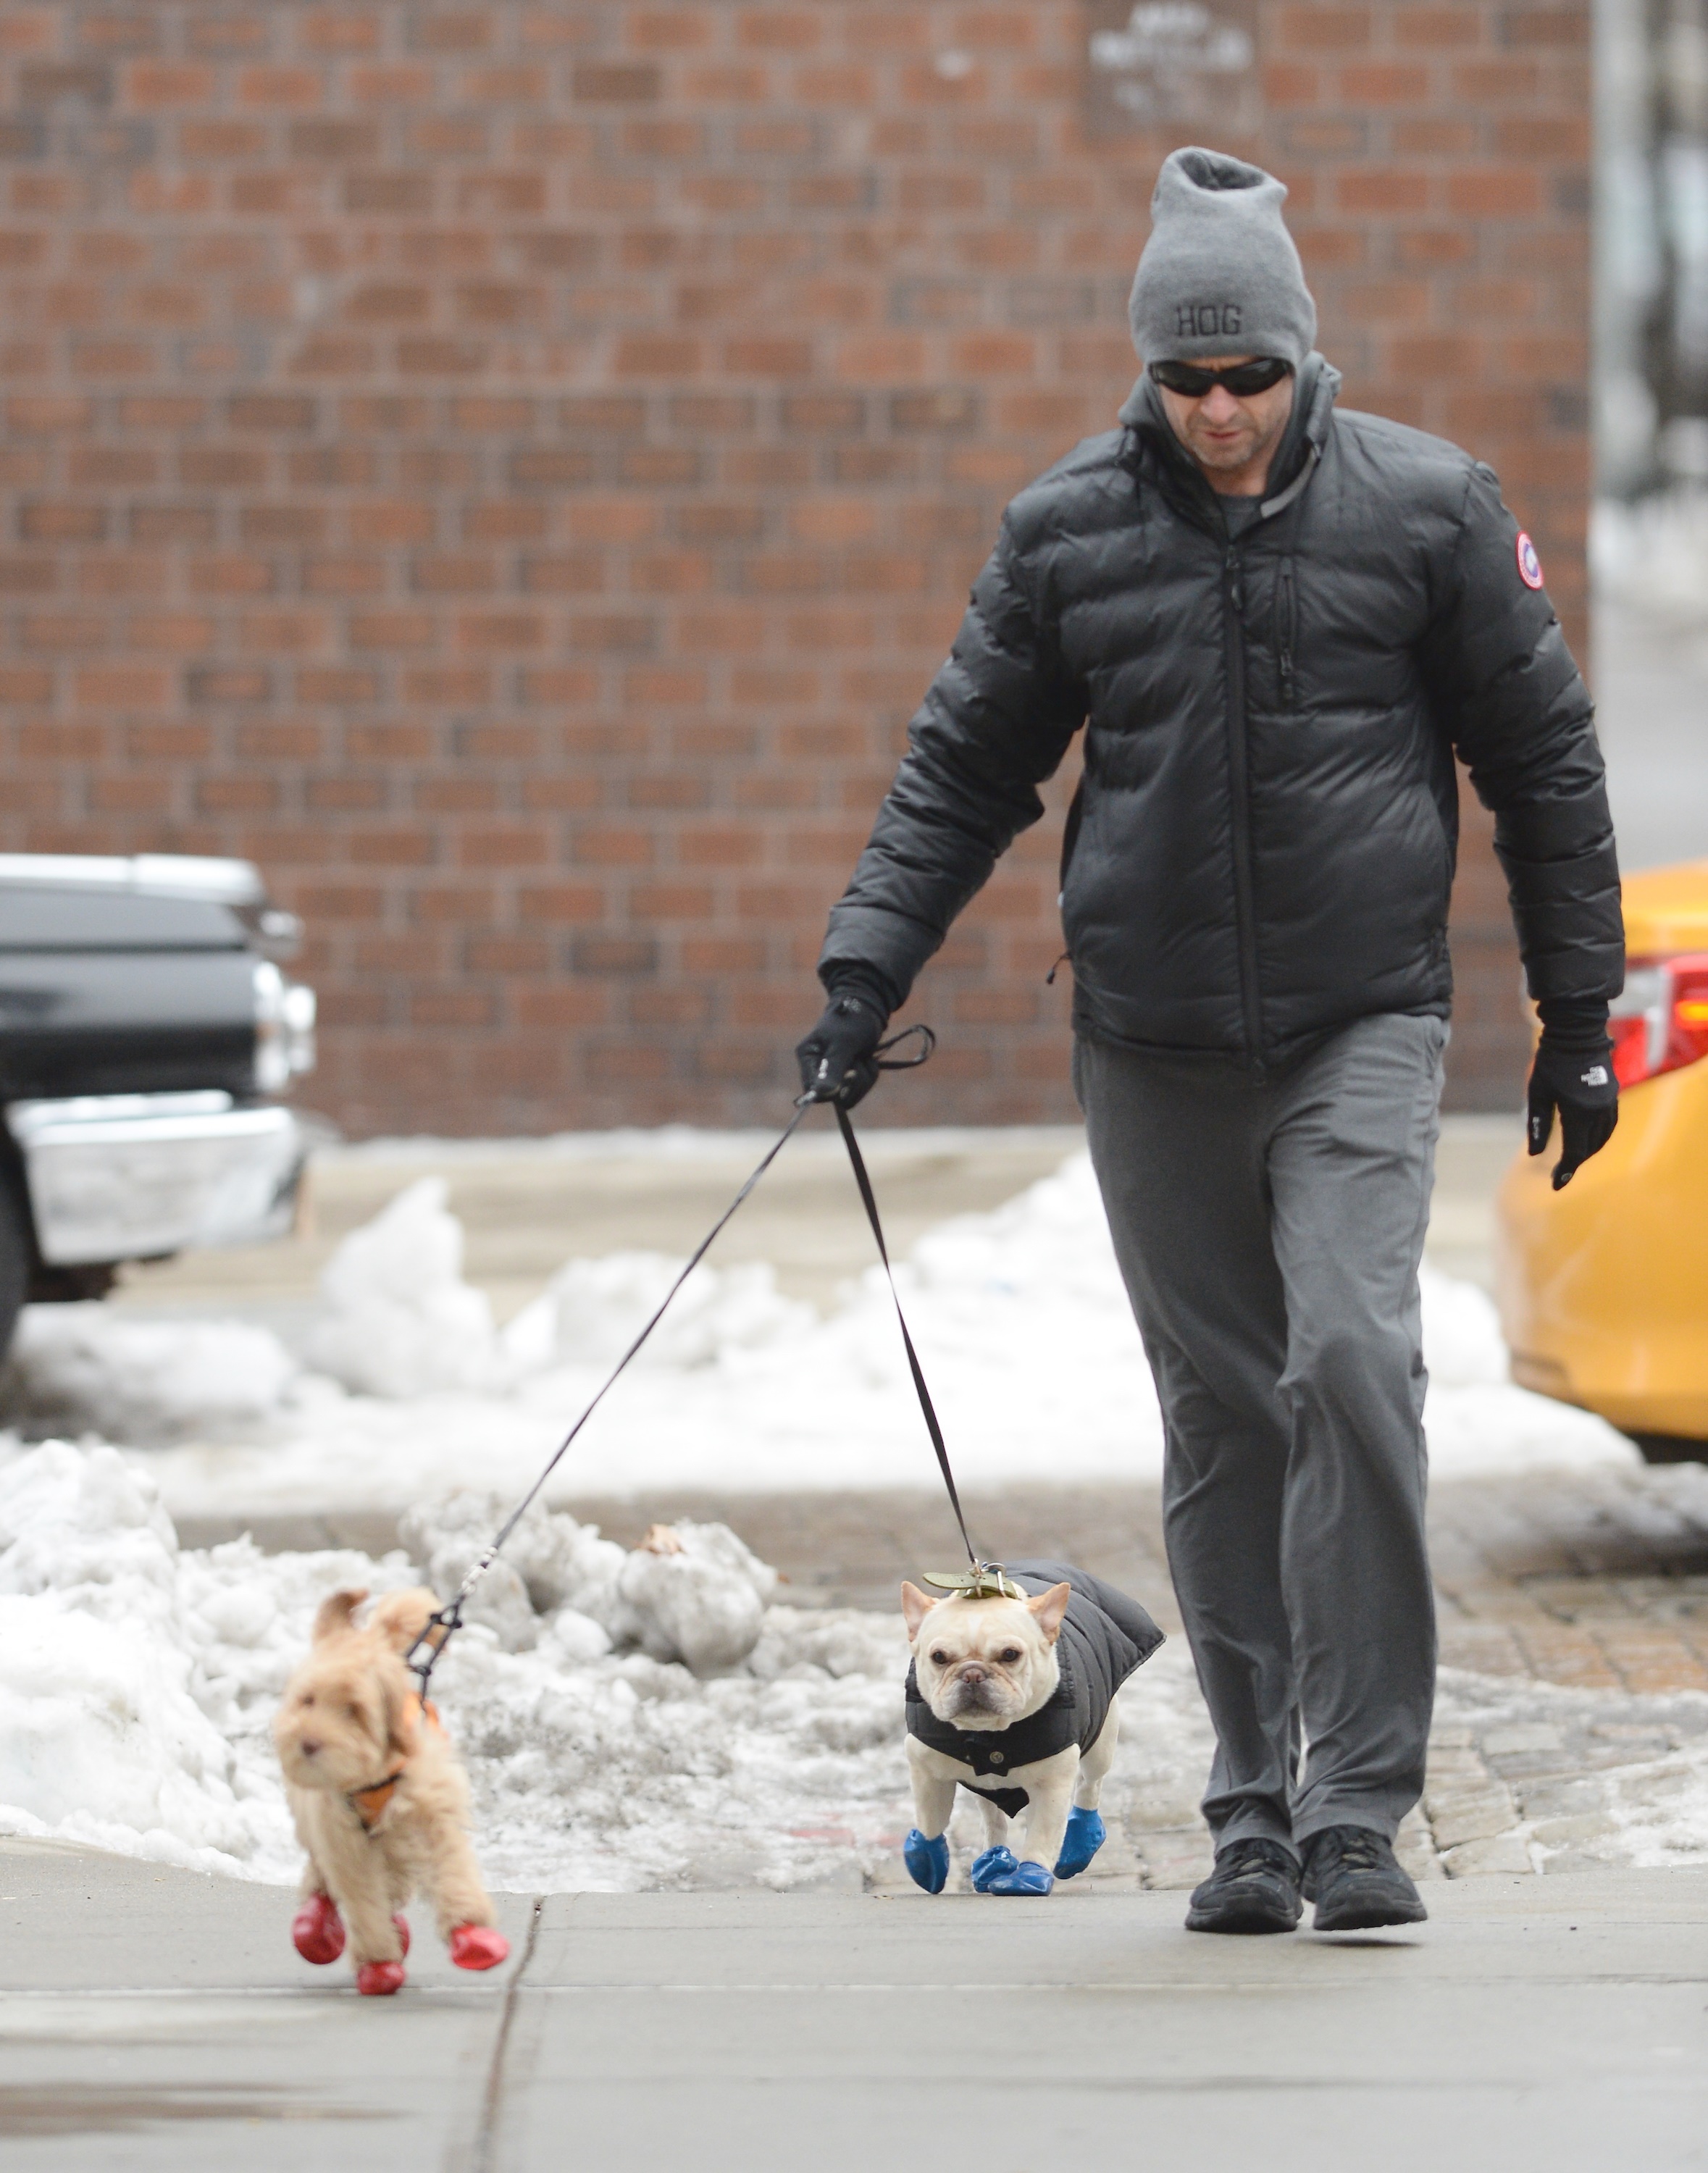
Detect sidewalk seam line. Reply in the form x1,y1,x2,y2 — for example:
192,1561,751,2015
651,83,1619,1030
470,1894,545,2173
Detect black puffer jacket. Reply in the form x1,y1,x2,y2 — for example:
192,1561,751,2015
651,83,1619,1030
820,358,1623,1068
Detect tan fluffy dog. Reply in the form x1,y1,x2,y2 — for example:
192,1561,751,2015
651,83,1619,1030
273,1586,508,1996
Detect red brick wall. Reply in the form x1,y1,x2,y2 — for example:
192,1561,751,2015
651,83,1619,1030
0,1,1586,1134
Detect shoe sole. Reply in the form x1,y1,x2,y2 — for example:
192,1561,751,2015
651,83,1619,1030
1313,1898,1428,1933
1184,1902,1301,1935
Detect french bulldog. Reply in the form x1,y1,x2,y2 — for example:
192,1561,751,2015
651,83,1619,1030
900,1559,1163,1896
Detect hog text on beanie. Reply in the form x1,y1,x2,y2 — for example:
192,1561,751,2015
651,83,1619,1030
1128,146,1318,369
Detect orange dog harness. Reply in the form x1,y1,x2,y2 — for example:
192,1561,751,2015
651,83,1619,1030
346,1696,442,1832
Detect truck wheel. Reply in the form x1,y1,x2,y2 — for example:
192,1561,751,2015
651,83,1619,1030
0,1181,29,1368
1626,1431,1708,1466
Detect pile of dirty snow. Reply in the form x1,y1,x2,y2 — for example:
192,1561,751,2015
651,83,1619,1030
0,1437,918,1888
0,1151,1636,1523
0,1437,1155,1892
2,1310,298,1447
400,1491,780,1676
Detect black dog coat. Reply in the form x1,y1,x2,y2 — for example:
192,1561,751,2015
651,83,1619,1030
904,1560,1165,1817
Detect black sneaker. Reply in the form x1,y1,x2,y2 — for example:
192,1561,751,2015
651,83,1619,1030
1302,1825,1428,1932
1184,1837,1302,1935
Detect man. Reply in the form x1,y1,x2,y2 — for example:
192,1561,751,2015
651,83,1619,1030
796,148,1623,1935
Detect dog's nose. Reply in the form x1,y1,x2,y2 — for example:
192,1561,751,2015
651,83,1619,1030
299,1740,321,1757
958,1665,988,1687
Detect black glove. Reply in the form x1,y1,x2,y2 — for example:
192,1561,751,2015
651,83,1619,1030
795,989,887,1108
1527,1026,1618,1191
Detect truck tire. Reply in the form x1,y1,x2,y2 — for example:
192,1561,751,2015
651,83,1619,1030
1627,1431,1707,1466
0,1179,29,1368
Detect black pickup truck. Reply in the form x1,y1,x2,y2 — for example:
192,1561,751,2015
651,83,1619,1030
0,854,317,1358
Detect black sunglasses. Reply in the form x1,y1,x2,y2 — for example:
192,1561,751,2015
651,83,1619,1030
1150,357,1292,398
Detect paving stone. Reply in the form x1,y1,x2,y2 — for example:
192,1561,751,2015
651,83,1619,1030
1437,1626,1529,1675
1480,1722,1567,1757
1396,1806,1447,1883
1515,1776,1609,1820
1539,1845,1633,1875
1530,1814,1622,1849
1441,1833,1533,1876
1132,1827,1215,1892
1426,1782,1520,1851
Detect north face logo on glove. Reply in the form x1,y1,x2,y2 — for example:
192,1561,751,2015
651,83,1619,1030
1581,1063,1609,1086
1176,301,1243,338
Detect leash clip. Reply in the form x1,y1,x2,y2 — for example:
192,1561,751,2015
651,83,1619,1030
403,1597,462,1704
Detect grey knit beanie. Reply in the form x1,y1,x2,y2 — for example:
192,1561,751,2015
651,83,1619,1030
1128,147,1317,369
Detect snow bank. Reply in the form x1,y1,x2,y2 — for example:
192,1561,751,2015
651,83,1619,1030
0,1147,1634,1521
0,1441,338,1876
398,1493,778,1675
0,1148,1635,1520
305,1176,502,1397
1594,490,1708,627
0,1436,926,1891
1,1309,296,1446
0,1428,1247,1893
503,1252,813,1375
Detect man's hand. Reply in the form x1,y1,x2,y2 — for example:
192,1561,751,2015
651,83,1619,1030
1527,1034,1618,1191
795,991,886,1108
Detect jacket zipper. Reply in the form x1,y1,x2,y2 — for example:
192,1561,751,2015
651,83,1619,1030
1222,547,1263,1070
1277,559,1296,710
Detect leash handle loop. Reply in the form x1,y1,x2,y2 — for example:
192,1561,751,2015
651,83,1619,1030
834,1102,979,1570
875,1021,935,1071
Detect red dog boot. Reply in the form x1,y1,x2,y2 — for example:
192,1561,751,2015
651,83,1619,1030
448,1924,509,1971
393,1914,410,1956
291,1893,345,1965
356,1960,406,1997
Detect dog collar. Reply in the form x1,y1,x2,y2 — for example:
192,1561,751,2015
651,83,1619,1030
921,1564,1026,1601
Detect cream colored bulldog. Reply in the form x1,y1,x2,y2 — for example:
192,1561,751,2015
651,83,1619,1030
900,1562,1161,1896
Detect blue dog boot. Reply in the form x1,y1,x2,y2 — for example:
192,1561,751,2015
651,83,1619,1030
1054,1806,1106,1880
903,1829,950,1895
984,1858,1055,1896
969,1846,1017,1893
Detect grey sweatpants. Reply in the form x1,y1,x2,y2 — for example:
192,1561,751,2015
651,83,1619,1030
1075,1013,1445,1853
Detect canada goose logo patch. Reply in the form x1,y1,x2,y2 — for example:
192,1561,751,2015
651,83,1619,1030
1515,531,1544,589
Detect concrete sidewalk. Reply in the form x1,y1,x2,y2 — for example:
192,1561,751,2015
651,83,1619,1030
1,1842,1701,2171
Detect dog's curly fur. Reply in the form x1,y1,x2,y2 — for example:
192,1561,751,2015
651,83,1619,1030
273,1586,498,1974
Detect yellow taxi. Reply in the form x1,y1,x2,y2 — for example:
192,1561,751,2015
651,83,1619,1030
1495,857,1708,1462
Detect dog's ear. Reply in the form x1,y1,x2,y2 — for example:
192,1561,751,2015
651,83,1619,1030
312,1588,368,1644
366,1586,440,1654
900,1583,937,1640
381,1669,422,1762
1024,1582,1072,1643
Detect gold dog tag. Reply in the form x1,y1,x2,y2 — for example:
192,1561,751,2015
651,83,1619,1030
921,1565,1026,1601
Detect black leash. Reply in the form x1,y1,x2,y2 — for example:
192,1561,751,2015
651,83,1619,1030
402,1018,988,1702
404,1097,813,1700
833,1101,978,1571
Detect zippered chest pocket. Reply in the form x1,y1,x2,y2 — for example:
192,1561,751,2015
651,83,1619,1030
1274,558,1297,710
